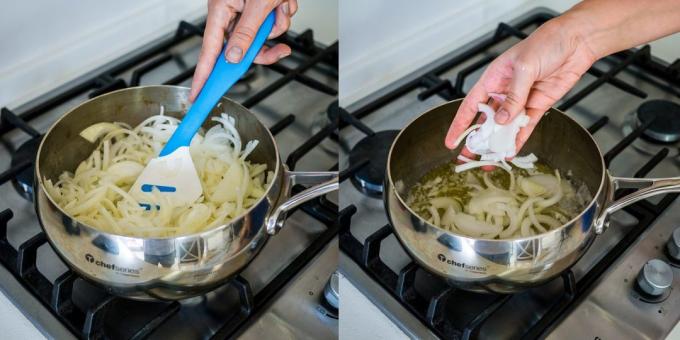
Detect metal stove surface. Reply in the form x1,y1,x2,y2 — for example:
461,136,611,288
0,20,338,339
339,8,680,340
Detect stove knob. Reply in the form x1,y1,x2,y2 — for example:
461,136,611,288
667,228,680,261
323,272,339,310
637,259,673,296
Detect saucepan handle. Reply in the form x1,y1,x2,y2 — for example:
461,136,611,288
594,175,680,233
266,170,338,234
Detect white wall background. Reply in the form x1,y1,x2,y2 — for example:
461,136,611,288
0,0,337,111
291,0,338,45
339,0,680,106
0,0,206,110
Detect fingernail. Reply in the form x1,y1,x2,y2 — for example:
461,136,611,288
278,52,290,60
282,2,290,15
496,109,509,123
226,46,243,63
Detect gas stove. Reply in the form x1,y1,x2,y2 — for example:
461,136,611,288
0,17,339,339
339,8,680,340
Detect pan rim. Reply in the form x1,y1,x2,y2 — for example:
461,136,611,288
35,85,281,241
386,98,607,243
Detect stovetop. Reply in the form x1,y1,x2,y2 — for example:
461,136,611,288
338,8,680,340
0,17,339,339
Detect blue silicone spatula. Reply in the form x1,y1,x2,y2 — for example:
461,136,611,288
130,12,275,209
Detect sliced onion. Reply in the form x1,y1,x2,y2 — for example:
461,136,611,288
455,160,504,173
46,108,268,238
441,205,457,227
453,212,501,237
528,205,547,233
465,102,530,161
79,122,122,143
428,206,441,226
536,171,563,208
510,153,537,169
452,124,482,149
519,177,547,196
457,154,475,163
520,217,533,237
430,197,459,211
535,214,562,230
499,197,540,238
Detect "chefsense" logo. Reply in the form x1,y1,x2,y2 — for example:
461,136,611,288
84,253,140,275
437,253,487,273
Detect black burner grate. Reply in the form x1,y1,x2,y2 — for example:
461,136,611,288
0,17,338,340
339,11,680,340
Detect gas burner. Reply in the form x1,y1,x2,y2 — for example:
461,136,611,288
11,138,41,201
637,100,680,143
622,100,680,157
348,130,399,197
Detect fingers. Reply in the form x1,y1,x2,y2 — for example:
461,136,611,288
444,84,488,149
287,0,298,16
253,43,291,64
225,0,277,63
190,5,234,102
495,58,536,124
269,1,291,39
514,107,544,154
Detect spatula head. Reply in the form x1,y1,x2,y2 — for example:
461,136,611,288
130,146,202,208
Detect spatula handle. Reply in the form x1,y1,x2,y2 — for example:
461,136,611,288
159,11,276,157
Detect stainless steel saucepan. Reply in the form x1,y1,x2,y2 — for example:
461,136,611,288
35,86,338,300
385,99,680,294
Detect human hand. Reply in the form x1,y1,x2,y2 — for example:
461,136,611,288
189,0,298,101
444,18,598,158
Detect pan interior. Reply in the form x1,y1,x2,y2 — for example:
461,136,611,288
38,86,278,183
388,101,604,221
35,86,280,239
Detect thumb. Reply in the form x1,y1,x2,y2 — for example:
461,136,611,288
225,1,276,63
496,60,535,124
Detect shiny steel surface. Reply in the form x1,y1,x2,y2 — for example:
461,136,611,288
237,238,339,340
668,228,680,261
550,198,680,340
637,259,673,296
266,171,339,234
324,271,340,309
34,86,337,300
384,99,680,293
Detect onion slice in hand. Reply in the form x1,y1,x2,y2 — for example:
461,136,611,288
455,100,537,171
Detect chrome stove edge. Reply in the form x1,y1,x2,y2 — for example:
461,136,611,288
0,265,74,339
548,199,680,340
237,238,340,340
339,252,438,340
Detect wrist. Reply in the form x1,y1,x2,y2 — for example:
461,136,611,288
555,5,614,61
